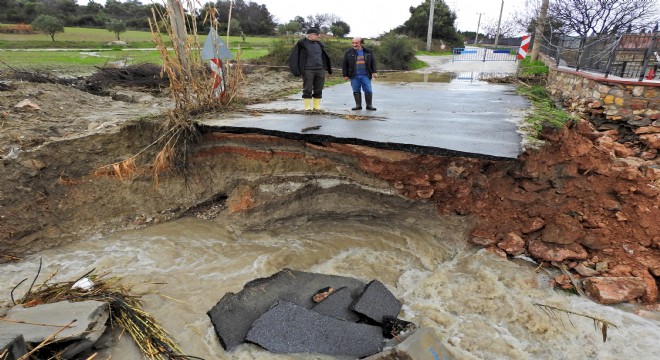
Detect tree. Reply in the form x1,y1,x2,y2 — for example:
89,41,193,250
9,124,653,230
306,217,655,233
482,18,518,40
31,14,64,42
400,0,459,42
550,0,658,36
330,20,350,38
214,0,276,35
278,20,301,35
106,18,126,40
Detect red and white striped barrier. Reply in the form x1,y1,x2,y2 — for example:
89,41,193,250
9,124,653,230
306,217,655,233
210,58,226,98
518,34,531,60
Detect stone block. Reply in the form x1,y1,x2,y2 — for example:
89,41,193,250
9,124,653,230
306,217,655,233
350,280,402,324
246,300,384,358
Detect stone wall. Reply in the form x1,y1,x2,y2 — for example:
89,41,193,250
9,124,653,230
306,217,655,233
546,66,660,155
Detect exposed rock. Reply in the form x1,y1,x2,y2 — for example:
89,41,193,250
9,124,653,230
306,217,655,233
527,238,588,262
632,269,659,304
350,280,402,324
580,228,612,249
0,300,109,359
14,99,40,110
470,235,497,247
541,214,584,245
574,263,600,277
364,328,454,360
246,300,383,358
521,217,545,234
583,277,647,304
497,232,526,255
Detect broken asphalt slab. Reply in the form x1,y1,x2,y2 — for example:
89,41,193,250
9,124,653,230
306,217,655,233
312,286,361,322
0,300,109,359
350,280,402,324
207,268,367,351
199,79,528,160
246,300,384,358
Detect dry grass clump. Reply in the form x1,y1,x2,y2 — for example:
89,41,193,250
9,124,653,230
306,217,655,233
11,270,185,359
96,1,244,182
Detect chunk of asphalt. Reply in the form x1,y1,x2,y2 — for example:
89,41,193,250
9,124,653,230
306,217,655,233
364,328,454,360
350,280,402,324
0,334,27,360
0,300,109,359
207,268,366,351
312,286,360,322
246,300,384,357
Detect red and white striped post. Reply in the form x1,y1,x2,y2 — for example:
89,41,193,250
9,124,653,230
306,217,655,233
518,34,531,60
209,58,226,98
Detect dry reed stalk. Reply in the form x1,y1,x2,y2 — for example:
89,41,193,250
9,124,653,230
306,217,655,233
14,272,184,359
94,1,244,186
17,320,77,360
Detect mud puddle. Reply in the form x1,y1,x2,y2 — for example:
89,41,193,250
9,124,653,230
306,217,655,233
380,71,514,83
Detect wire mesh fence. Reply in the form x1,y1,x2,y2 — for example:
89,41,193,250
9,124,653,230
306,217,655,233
537,29,659,81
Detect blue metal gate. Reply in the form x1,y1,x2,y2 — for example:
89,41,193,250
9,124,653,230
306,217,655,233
452,46,518,62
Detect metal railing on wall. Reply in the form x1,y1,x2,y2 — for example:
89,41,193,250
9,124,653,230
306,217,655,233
537,27,660,81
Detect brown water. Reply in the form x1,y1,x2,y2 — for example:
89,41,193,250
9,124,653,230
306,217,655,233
1,216,659,359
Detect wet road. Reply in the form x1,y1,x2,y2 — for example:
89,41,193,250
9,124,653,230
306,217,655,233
201,54,528,160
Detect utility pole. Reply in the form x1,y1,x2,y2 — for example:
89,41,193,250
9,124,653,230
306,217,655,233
226,0,233,44
474,12,484,45
494,0,504,46
530,0,549,61
426,0,436,52
166,0,190,76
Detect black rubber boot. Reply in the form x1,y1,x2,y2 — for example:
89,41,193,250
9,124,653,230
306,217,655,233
365,93,376,111
351,92,362,110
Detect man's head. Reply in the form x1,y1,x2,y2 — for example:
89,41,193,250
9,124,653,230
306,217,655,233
306,27,320,41
351,37,364,50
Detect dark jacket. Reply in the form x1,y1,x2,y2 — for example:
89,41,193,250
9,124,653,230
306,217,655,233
342,47,376,79
288,38,332,77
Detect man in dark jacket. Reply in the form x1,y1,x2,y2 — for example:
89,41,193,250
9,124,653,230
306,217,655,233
288,27,333,110
342,37,377,111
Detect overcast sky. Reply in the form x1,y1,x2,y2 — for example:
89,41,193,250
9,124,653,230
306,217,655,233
254,0,528,38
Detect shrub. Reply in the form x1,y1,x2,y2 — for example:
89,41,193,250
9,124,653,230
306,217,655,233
0,24,34,34
372,35,416,70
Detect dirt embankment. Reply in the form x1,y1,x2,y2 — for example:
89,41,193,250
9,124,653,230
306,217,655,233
0,67,658,307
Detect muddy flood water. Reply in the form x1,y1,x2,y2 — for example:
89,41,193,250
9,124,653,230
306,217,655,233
1,214,659,359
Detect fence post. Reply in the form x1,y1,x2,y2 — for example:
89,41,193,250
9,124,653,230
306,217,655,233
555,37,563,67
604,34,622,78
576,36,586,71
638,33,658,81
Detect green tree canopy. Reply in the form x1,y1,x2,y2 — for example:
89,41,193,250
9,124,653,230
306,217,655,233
330,20,350,38
277,20,301,35
400,0,459,43
106,18,127,40
212,0,276,35
31,14,64,41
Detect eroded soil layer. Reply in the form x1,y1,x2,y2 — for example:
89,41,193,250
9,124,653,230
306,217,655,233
1,117,657,306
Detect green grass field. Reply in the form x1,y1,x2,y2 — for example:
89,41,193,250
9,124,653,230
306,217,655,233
0,27,275,72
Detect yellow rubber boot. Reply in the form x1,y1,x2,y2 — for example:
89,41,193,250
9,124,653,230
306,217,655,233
313,98,321,110
304,98,312,110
